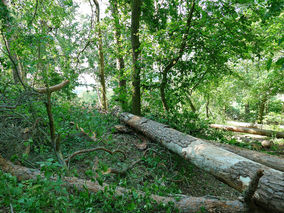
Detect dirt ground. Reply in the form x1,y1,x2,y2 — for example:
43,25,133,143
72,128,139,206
63,130,241,200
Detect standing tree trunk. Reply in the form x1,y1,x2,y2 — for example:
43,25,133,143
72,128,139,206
245,103,250,114
0,0,25,86
131,0,142,115
160,1,195,112
111,0,127,111
187,94,196,113
35,82,69,168
258,96,267,124
93,0,107,111
206,94,210,118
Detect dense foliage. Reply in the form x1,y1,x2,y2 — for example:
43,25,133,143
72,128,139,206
0,0,283,211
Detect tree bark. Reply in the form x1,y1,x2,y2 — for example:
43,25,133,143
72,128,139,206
93,0,107,111
0,154,251,213
187,95,196,113
226,121,263,129
206,94,210,118
245,103,250,115
226,121,284,130
160,0,195,112
204,139,284,172
210,124,284,138
0,0,25,86
35,80,70,93
111,1,127,111
118,112,284,212
131,0,142,115
258,96,267,124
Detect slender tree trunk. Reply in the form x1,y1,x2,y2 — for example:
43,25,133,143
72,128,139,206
206,94,210,118
258,96,267,124
187,94,196,112
111,1,127,111
245,103,250,114
160,1,195,112
0,0,24,85
131,0,142,115
160,69,169,111
94,0,107,111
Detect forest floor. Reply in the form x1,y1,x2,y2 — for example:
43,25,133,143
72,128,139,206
0,108,242,207
2,106,284,211
63,131,240,199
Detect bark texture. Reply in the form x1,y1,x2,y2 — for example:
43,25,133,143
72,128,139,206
0,154,249,213
118,112,284,212
210,124,284,138
205,139,284,172
258,96,267,124
131,0,142,115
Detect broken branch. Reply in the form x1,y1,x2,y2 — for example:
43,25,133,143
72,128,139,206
65,147,126,163
35,80,70,93
0,154,250,212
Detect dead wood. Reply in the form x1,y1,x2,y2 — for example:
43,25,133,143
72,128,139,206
118,112,284,212
65,147,126,164
227,121,284,130
35,80,70,93
243,170,264,203
114,125,133,134
69,121,97,142
204,139,284,172
210,124,284,138
105,149,151,176
0,154,250,212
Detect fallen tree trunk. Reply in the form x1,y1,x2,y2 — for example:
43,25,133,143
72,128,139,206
0,154,249,213
204,139,284,172
228,121,284,129
210,124,284,138
118,112,284,212
227,121,264,129
227,121,284,131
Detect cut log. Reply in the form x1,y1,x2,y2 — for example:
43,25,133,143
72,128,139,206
210,124,284,138
118,112,284,212
227,121,284,130
0,154,249,213
204,139,284,172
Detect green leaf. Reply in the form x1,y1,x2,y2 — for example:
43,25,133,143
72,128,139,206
276,57,284,69
267,58,272,70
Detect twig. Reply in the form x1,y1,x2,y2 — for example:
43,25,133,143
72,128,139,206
107,148,151,175
1,30,26,89
29,0,39,25
10,203,14,213
65,147,126,163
